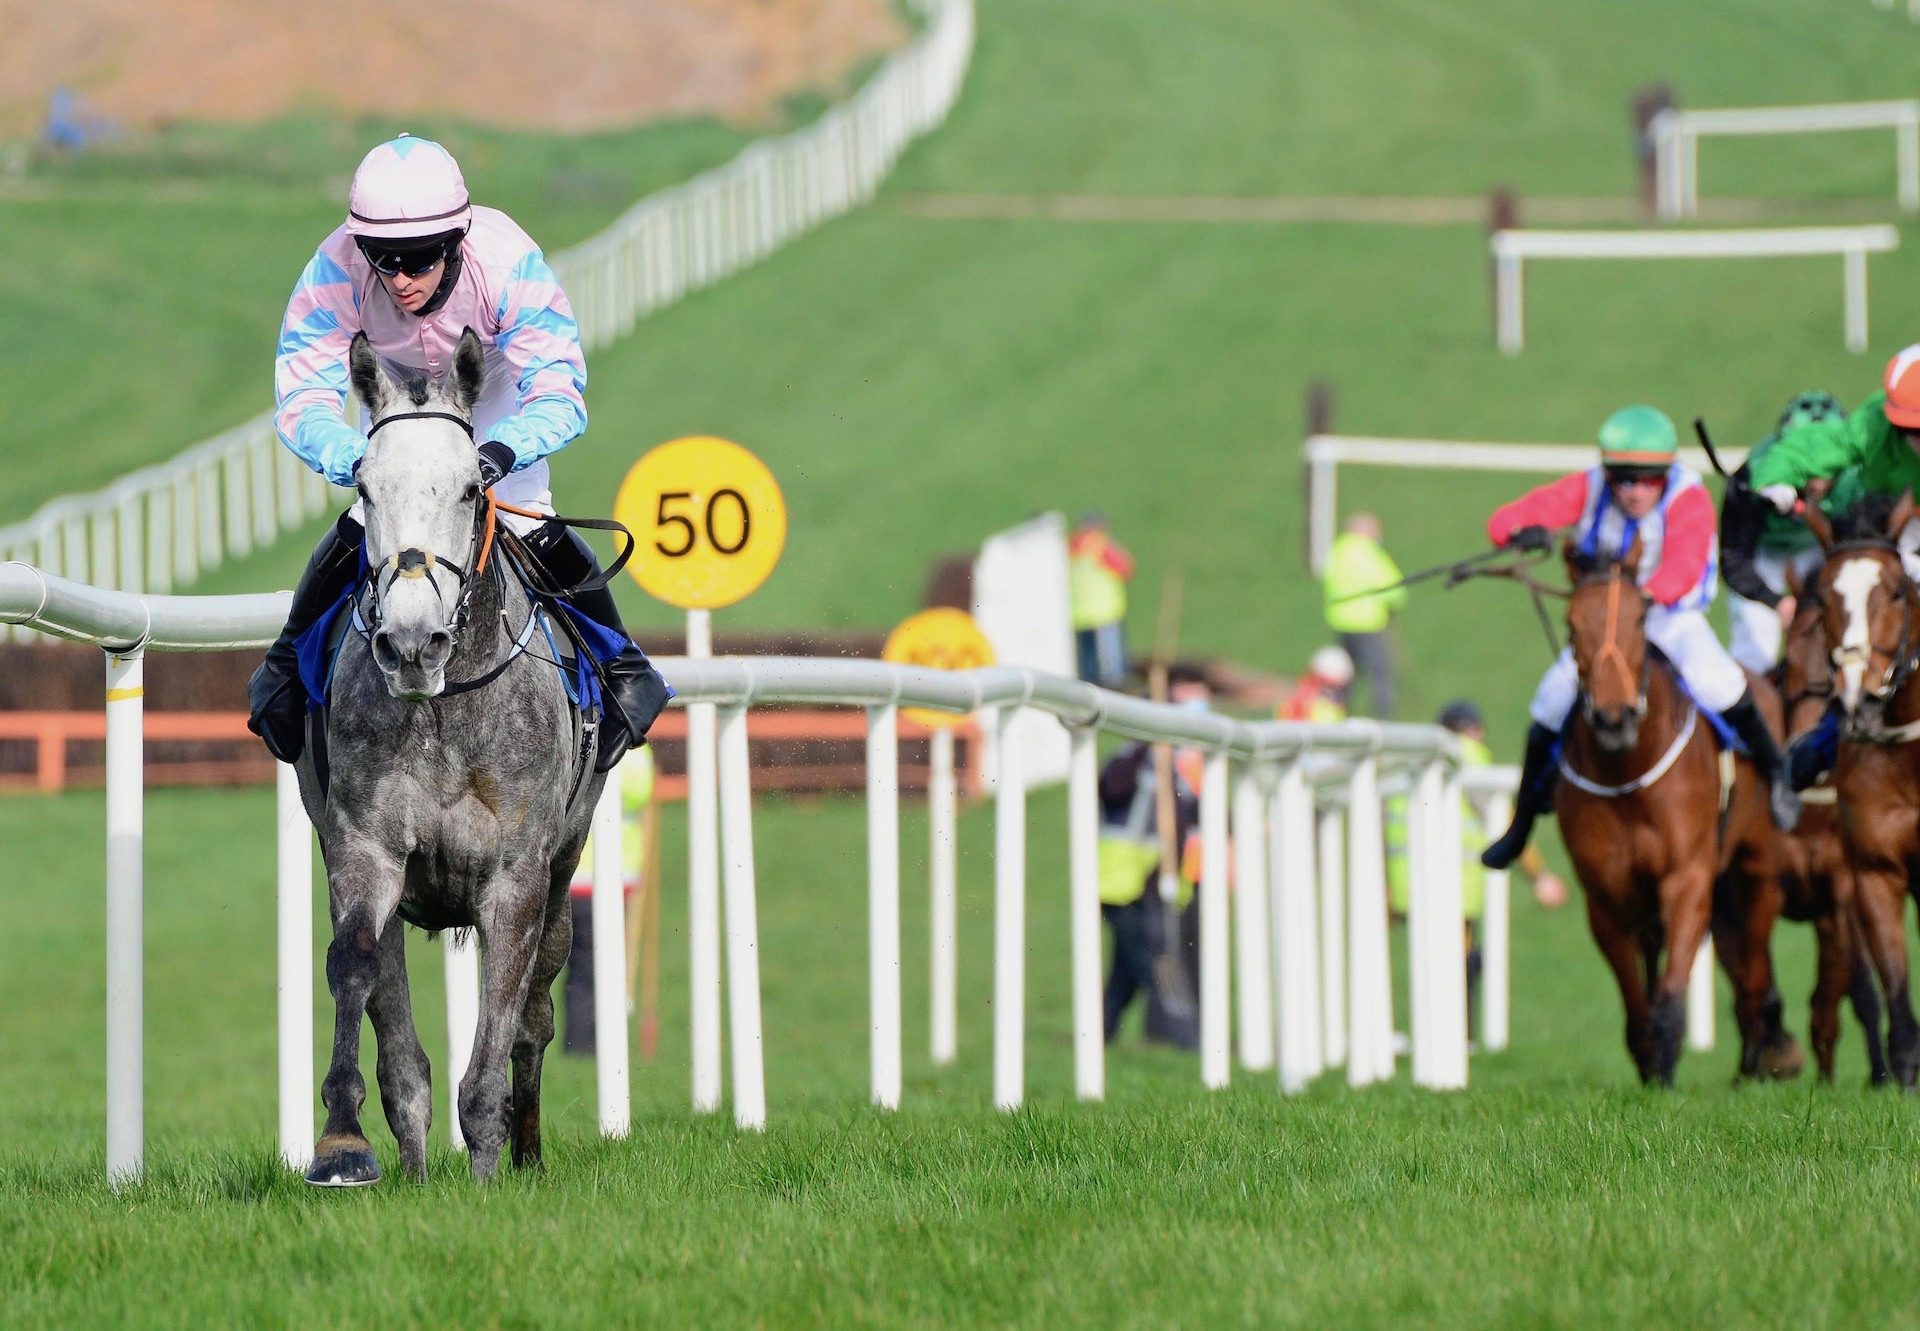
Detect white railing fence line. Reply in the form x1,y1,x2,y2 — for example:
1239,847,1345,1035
1650,100,1920,221
0,563,1506,1187
0,0,976,635
1489,225,1899,356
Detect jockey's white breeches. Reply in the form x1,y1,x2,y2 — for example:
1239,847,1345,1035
1728,547,1825,676
1529,606,1749,729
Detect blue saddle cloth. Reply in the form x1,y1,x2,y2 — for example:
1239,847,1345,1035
293,577,638,717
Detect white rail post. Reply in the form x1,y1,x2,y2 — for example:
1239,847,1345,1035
1271,759,1324,1092
686,609,723,1113
1346,754,1395,1086
1480,788,1513,1053
276,762,313,1171
105,647,144,1187
1306,442,1338,577
444,932,479,1150
1688,939,1716,1051
992,705,1027,1111
717,704,767,1131
1495,250,1524,356
591,769,630,1137
1432,762,1470,1088
1843,247,1870,353
929,725,959,1065
1682,125,1700,217
1066,724,1104,1101
1653,111,1679,221
1899,107,1919,213
1199,749,1232,1090
1406,762,1436,1086
866,703,903,1111
1230,770,1273,1072
1317,807,1347,1068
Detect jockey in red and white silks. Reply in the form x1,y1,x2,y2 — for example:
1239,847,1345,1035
1487,460,1745,728
1477,405,1798,872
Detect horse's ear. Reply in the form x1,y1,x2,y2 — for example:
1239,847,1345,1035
1803,496,1835,552
1888,488,1915,544
452,327,486,415
348,333,384,413
1621,531,1645,579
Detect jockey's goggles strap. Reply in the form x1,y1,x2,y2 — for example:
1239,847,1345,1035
368,410,475,439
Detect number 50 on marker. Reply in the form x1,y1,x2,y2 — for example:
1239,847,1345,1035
614,436,787,610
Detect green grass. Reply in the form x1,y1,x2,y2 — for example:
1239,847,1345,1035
3,786,1916,1327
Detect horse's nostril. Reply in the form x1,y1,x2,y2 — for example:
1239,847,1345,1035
423,631,453,669
371,630,401,671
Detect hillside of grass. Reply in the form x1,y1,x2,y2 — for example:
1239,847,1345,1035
0,114,766,518
19,0,1920,762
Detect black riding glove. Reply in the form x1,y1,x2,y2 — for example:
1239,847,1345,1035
1508,524,1551,553
477,441,516,489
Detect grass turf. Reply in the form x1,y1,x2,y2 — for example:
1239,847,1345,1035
1,785,1915,1327
10,0,1920,1323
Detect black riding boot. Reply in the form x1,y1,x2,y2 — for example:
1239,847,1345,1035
1481,722,1559,870
525,521,671,772
1724,689,1802,831
246,515,364,764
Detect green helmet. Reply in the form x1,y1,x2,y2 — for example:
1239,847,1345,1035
1598,405,1678,470
1775,390,1844,435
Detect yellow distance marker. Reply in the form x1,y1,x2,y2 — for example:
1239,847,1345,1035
882,608,996,729
614,436,787,610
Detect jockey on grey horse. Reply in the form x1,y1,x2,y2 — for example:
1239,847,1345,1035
249,133,668,771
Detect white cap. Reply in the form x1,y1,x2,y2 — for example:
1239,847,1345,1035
1308,645,1354,685
344,135,472,241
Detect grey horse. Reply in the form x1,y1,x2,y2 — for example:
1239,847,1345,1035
299,329,606,1185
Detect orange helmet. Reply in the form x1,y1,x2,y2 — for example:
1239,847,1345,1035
1885,344,1920,430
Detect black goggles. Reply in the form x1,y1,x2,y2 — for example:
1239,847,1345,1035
1603,466,1667,487
358,237,454,277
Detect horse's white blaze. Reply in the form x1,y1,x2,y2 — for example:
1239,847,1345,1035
1834,555,1883,712
360,424,480,698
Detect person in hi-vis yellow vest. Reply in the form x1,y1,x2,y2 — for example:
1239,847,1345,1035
564,747,655,1055
1070,512,1137,687
1322,512,1405,718
1097,737,1202,1049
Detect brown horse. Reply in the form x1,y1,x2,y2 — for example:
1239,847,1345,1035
1764,576,1889,1083
1802,496,1920,1086
1555,540,1791,1083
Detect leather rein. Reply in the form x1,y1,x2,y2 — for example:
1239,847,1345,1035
351,409,636,699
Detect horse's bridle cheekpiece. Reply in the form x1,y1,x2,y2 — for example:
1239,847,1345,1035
361,409,488,640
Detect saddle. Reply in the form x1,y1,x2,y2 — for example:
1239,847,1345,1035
293,539,612,811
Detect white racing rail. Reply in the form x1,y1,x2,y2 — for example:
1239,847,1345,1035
0,0,976,617
1489,225,1900,356
1301,433,1750,577
1650,100,1920,221
1,562,1507,1188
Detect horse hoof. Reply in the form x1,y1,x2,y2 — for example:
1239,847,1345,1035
305,1134,380,1188
1758,1037,1805,1082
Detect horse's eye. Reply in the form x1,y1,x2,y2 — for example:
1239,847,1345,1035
463,483,481,503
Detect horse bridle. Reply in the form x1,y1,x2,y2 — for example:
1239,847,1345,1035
1824,539,1920,713
1573,565,1650,725
359,409,490,638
